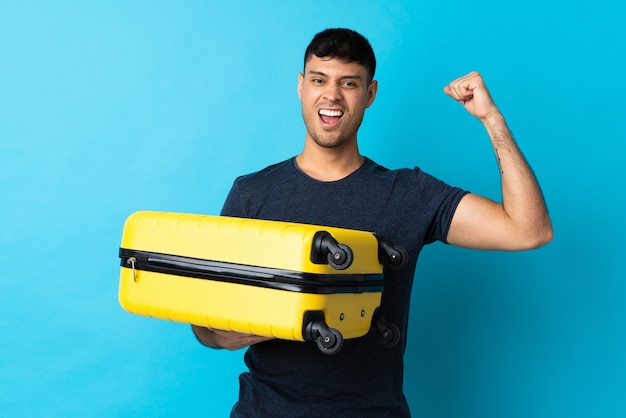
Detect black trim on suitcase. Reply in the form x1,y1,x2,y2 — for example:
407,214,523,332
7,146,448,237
119,249,384,295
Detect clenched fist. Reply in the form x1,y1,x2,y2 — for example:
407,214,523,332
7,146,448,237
444,71,501,122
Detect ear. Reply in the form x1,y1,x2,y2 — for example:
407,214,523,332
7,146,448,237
365,79,378,108
297,72,304,99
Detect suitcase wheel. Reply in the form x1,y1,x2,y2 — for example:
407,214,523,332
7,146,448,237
376,321,400,347
303,311,345,355
327,243,353,270
377,238,408,269
371,310,401,348
316,327,343,355
310,231,353,270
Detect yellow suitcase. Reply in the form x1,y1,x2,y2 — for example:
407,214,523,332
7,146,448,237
118,211,406,354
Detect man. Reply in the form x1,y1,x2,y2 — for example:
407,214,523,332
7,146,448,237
193,28,552,417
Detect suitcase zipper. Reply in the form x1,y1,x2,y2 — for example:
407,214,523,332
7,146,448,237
126,256,138,282
119,248,384,294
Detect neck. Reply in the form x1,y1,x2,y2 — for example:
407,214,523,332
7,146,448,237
296,139,364,182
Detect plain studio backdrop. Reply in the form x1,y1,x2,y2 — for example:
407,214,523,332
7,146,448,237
1,1,624,417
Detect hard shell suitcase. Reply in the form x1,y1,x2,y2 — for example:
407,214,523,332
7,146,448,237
118,211,406,354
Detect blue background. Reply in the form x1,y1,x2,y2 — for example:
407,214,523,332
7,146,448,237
1,1,624,417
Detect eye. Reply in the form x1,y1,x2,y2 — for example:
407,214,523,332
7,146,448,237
342,81,358,88
311,78,324,85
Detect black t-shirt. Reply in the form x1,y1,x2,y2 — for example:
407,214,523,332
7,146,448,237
221,157,467,417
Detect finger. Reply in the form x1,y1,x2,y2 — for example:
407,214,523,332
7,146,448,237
453,71,481,86
445,71,483,99
444,83,474,103
446,82,472,100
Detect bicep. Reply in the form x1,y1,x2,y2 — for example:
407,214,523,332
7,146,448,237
446,193,519,250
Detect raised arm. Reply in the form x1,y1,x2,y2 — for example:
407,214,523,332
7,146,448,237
444,71,553,251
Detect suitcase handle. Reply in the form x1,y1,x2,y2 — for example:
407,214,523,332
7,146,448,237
310,231,353,270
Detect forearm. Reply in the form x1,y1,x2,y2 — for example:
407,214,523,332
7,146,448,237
191,325,223,349
482,114,553,246
191,325,274,350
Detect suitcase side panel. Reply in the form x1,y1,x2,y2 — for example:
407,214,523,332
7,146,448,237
120,212,383,275
119,267,381,341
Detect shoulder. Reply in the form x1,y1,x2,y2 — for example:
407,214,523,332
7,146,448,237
234,158,295,187
362,158,468,208
222,158,297,218
361,158,441,187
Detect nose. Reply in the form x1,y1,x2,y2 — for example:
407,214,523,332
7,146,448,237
323,82,343,101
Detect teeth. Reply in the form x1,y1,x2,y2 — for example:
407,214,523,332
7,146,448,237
319,109,343,117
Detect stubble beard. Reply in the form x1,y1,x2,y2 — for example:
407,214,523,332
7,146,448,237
309,131,352,149
304,117,358,150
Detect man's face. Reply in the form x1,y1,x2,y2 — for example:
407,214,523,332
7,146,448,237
298,56,377,149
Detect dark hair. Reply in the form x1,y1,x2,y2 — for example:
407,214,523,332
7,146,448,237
304,28,376,83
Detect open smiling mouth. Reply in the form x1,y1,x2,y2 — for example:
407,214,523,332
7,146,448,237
319,109,344,125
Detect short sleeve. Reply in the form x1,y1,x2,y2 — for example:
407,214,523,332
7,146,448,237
220,179,246,217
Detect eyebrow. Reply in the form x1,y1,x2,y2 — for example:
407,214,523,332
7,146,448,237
306,70,363,81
